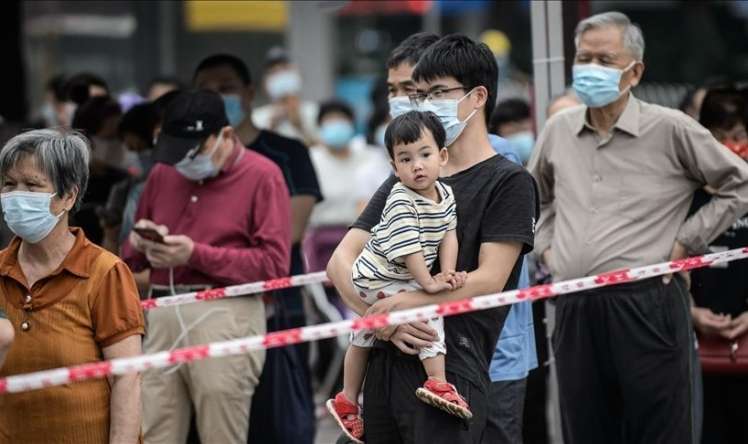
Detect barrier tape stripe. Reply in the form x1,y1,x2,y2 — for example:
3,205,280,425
1,247,746,395
140,271,329,310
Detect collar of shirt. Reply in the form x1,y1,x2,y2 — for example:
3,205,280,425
0,228,96,309
398,180,452,206
575,93,642,139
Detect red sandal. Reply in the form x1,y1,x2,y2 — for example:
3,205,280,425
326,392,365,443
415,377,473,419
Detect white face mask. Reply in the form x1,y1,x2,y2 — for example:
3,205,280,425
175,134,223,181
1,191,65,243
266,70,302,101
418,89,478,146
388,96,413,119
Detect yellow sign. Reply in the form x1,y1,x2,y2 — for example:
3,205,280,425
185,0,288,32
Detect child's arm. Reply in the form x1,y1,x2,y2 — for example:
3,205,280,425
0,316,15,370
435,230,468,290
404,252,452,294
439,230,458,273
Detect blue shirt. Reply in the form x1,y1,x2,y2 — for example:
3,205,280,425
487,134,538,381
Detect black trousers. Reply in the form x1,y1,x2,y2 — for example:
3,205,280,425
701,372,748,444
362,348,488,444
485,378,527,444
523,301,550,444
554,277,694,444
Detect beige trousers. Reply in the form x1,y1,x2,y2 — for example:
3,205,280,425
141,296,266,444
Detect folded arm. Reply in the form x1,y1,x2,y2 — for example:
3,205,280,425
676,120,748,253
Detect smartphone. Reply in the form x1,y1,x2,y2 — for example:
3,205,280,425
133,227,165,244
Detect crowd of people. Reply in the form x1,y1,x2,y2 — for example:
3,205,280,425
0,9,746,444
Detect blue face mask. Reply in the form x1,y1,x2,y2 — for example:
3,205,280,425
388,96,413,119
506,131,535,164
222,94,246,126
419,89,478,147
572,62,635,108
320,121,355,150
1,191,64,243
175,134,222,181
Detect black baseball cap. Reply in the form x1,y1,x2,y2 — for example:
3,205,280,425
154,90,229,165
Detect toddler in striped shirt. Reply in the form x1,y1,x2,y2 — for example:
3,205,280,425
327,111,470,443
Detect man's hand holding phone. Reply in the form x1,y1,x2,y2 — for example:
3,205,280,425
130,220,195,269
130,220,169,253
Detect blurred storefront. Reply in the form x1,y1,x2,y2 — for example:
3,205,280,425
3,1,748,125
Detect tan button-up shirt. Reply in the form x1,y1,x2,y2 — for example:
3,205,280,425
528,94,748,281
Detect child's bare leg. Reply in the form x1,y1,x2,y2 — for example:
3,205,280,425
342,344,370,404
422,353,447,382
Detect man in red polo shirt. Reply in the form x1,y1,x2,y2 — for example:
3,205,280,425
123,90,291,444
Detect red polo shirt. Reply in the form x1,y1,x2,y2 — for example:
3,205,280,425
123,141,291,287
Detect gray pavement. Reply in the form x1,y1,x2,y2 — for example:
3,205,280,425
315,417,343,444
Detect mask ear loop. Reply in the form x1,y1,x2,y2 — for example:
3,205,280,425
186,132,224,161
456,87,481,124
49,193,67,219
618,61,639,97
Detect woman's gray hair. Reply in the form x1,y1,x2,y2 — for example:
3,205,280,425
0,128,90,212
574,11,645,61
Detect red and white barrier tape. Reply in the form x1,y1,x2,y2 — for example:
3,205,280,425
139,271,329,310
2,247,747,395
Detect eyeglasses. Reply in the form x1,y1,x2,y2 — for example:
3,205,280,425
408,86,466,105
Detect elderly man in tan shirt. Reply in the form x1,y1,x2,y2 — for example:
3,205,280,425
529,11,748,444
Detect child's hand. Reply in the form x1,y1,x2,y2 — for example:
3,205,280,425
423,276,453,294
448,270,467,289
434,270,467,291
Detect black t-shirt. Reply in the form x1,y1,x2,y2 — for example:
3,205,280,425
247,130,323,317
689,189,748,317
247,130,323,203
353,154,538,391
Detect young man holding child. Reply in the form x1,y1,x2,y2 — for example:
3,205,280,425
328,111,471,442
327,34,538,443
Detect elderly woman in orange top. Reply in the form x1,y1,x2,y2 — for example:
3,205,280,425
0,129,145,443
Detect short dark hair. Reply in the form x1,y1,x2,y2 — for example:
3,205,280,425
490,98,531,134
65,72,109,106
118,103,160,147
147,76,183,93
699,87,746,133
47,74,67,102
71,96,121,136
386,32,440,69
152,89,182,120
317,100,355,125
412,34,499,126
193,54,252,86
264,46,291,71
384,110,446,159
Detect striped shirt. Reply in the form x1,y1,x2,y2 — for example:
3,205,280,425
353,180,457,290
